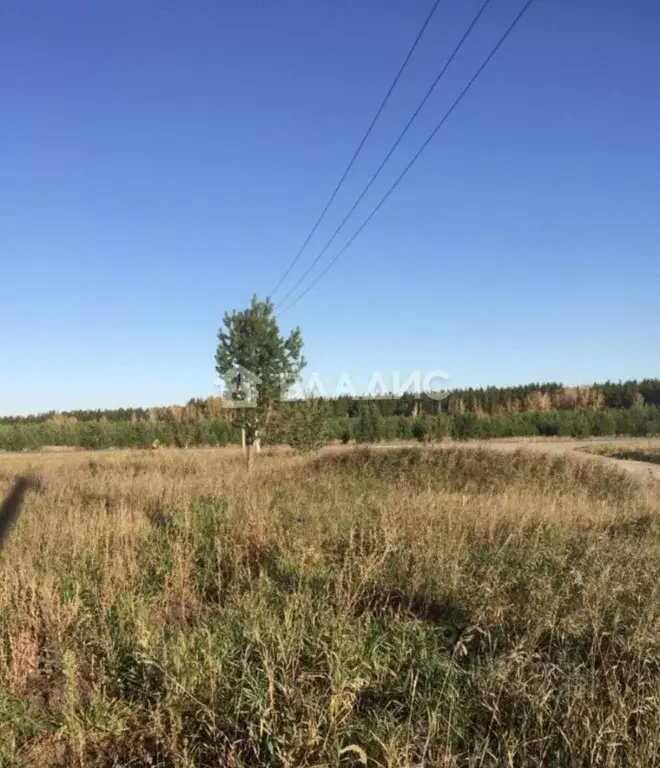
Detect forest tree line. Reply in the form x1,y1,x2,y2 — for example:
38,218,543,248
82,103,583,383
2,378,659,425
1,404,660,452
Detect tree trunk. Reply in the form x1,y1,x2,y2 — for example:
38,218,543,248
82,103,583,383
246,442,254,471
244,424,259,471
241,427,246,454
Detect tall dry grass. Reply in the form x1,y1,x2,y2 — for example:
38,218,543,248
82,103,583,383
0,445,659,766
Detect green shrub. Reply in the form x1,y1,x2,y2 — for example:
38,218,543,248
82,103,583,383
452,413,480,440
284,398,330,453
591,411,616,437
356,403,383,443
411,421,426,442
569,411,591,438
396,415,412,440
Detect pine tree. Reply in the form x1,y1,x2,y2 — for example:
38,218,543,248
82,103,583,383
356,402,383,443
216,296,305,469
285,398,329,453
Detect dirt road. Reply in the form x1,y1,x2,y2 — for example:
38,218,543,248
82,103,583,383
459,437,660,484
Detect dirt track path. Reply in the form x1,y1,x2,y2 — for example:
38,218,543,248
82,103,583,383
469,438,660,484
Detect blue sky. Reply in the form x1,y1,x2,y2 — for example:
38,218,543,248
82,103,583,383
1,0,658,415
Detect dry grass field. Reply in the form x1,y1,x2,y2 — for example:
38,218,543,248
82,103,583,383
1,444,660,766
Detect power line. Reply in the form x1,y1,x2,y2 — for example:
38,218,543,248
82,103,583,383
268,0,443,299
279,0,538,316
275,0,494,310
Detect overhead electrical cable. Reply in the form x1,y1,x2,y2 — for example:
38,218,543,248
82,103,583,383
278,0,538,315
268,0,443,298
275,0,495,310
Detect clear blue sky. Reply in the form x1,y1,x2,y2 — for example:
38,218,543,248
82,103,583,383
1,0,658,415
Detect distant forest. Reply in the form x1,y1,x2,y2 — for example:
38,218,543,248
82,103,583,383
2,378,659,424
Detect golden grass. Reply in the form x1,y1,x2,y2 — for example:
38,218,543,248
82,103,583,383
1,445,660,766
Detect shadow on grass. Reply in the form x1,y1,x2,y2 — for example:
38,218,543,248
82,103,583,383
0,476,33,551
353,587,470,649
606,450,660,466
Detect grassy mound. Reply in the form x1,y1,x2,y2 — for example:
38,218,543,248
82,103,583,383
313,445,641,501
